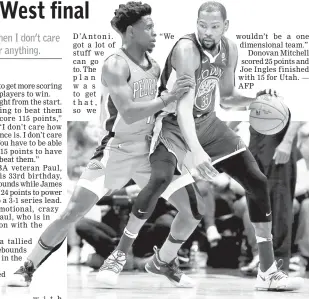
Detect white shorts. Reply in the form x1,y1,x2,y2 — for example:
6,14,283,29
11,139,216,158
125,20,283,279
76,134,194,199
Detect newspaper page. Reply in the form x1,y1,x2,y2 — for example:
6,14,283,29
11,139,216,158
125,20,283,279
0,0,308,299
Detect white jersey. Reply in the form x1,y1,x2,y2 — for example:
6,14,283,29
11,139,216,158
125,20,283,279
101,49,160,139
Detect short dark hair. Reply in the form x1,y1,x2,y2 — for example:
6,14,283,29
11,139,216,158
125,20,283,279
111,2,152,33
198,1,227,21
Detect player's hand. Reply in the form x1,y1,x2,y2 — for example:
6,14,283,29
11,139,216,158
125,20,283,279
249,89,280,110
256,89,278,98
273,141,292,164
170,75,195,100
211,173,231,191
191,150,219,181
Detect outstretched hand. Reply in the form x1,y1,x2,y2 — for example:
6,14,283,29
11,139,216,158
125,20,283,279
191,150,219,181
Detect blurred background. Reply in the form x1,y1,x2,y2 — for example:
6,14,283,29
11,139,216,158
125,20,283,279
66,120,309,277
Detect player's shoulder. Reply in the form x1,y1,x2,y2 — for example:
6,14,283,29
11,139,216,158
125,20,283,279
175,38,200,55
102,54,129,81
223,37,238,66
224,37,237,52
172,38,200,68
103,54,128,74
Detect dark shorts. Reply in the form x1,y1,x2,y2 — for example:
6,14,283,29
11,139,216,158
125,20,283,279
150,111,247,174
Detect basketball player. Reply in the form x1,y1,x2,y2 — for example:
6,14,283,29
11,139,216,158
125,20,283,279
6,2,196,287
228,120,304,274
246,120,305,273
99,1,304,291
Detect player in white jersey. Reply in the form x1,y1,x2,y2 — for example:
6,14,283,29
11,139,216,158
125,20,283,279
6,2,195,287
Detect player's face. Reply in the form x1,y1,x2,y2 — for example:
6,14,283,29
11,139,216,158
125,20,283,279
197,11,227,51
132,15,156,52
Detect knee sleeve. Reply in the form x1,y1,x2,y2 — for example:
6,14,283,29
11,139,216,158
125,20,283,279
149,168,174,189
246,171,272,223
132,144,176,219
216,150,271,223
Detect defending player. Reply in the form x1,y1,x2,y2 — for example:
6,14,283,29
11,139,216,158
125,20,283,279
100,1,304,291
6,2,195,287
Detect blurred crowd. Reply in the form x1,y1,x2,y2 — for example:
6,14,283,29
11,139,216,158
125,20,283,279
66,121,309,276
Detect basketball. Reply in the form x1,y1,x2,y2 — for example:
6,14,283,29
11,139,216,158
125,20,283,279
249,94,289,135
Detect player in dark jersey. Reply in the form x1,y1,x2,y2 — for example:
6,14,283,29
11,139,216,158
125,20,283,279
6,2,195,287
228,119,305,274
119,1,302,291
246,120,305,273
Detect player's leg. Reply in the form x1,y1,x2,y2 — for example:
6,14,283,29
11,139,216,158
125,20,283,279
199,119,270,270
120,144,177,252
7,137,131,287
145,184,204,288
215,149,303,291
234,196,259,274
96,143,178,286
99,116,188,259
267,153,297,272
7,178,109,287
216,151,274,271
198,117,303,290
195,179,221,244
169,176,219,244
144,159,207,287
161,184,205,258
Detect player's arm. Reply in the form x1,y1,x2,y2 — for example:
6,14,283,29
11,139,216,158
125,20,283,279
102,55,193,124
174,40,218,180
174,40,202,153
220,40,255,109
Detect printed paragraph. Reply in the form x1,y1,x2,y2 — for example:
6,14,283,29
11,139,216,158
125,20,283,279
72,32,115,115
0,237,32,264
0,82,64,232
235,33,309,89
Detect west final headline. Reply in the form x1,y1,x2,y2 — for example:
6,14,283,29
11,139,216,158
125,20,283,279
0,1,90,19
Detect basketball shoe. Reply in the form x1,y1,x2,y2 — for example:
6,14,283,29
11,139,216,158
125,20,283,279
6,260,35,287
145,246,196,288
255,260,304,291
96,250,126,286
